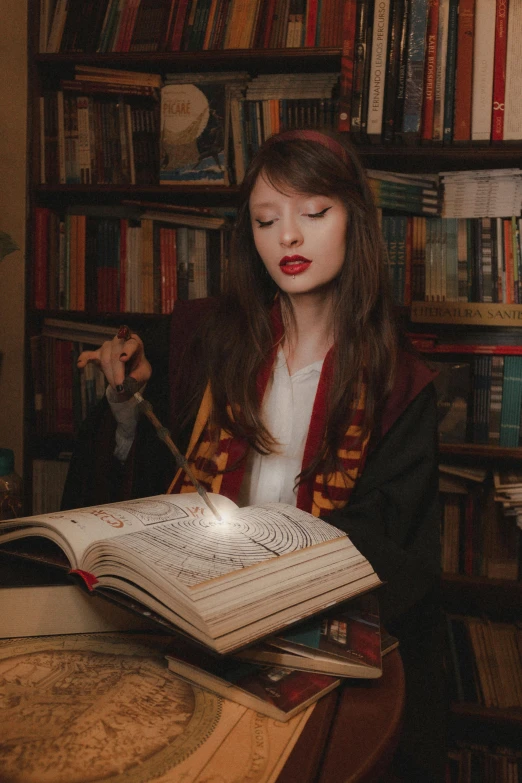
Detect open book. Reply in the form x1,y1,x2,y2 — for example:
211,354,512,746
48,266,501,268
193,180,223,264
0,493,381,653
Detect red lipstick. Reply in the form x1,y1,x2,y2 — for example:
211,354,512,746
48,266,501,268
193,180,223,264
279,255,312,276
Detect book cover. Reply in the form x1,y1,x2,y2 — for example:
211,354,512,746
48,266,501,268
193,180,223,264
421,0,440,143
470,0,496,143
350,0,373,140
166,637,340,721
366,0,392,142
382,0,405,143
235,593,384,678
431,359,471,443
491,0,509,142
337,0,357,132
503,0,522,141
431,0,449,143
160,82,228,185
400,0,430,142
452,0,475,143
442,0,458,143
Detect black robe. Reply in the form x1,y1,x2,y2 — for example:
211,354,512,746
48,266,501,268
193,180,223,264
62,298,447,781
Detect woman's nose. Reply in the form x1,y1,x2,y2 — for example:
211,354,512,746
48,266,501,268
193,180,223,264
279,219,303,248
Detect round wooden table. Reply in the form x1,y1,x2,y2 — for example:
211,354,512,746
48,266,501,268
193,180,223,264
278,649,405,783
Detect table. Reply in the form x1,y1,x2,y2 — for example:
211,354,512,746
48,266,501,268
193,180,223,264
279,650,405,783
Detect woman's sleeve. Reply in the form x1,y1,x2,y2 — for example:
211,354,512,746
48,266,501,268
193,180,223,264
326,383,441,629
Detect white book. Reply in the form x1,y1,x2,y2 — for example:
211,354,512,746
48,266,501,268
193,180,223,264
46,0,68,53
366,0,392,140
471,0,496,141
504,2,522,140
0,493,381,654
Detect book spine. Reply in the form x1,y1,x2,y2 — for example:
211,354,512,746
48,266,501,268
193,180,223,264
349,0,373,140
432,0,449,143
491,0,509,142
471,0,496,142
338,0,358,132
503,0,522,141
442,0,458,143
400,0,430,142
366,0,392,142
452,0,475,143
421,0,440,143
382,0,405,143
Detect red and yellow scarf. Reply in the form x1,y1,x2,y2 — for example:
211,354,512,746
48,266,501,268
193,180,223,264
168,302,370,517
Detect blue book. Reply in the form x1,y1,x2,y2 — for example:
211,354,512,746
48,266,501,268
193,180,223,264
401,0,430,141
499,356,522,448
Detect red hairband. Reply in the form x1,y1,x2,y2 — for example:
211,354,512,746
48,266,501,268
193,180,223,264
271,129,353,169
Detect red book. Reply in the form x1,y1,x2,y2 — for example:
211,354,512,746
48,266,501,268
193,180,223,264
503,218,514,304
34,207,50,310
491,0,509,141
338,0,357,132
421,0,440,142
452,0,475,142
169,0,192,50
262,0,279,48
304,0,319,46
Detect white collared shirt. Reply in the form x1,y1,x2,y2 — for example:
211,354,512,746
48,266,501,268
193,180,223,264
237,348,323,507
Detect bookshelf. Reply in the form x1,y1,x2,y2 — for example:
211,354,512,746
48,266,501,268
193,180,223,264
25,0,522,776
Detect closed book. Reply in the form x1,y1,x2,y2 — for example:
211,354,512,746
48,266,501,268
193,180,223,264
338,0,357,132
442,0,458,143
503,0,522,141
166,638,340,721
382,0,405,143
471,0,496,142
366,0,392,142
452,0,475,142
350,0,373,140
432,0,449,143
421,0,440,143
491,0,509,142
400,0,430,143
235,594,385,678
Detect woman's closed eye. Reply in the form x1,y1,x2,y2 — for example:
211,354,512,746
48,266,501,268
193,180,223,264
256,218,275,228
307,207,331,219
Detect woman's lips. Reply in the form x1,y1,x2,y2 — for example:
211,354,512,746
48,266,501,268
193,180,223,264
279,255,312,275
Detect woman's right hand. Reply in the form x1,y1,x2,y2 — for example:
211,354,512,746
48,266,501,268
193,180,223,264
76,327,152,396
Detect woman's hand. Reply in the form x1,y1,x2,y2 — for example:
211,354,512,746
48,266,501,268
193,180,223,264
76,326,152,395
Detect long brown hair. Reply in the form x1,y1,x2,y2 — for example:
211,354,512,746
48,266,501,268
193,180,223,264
195,130,400,480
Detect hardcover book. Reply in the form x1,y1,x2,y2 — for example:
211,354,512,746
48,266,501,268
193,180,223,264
166,637,340,721
0,492,381,654
233,593,392,678
160,81,229,185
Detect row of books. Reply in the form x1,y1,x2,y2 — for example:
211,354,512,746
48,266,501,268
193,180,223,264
30,333,107,436
40,0,344,54
440,476,520,580
339,0,522,144
447,742,522,782
32,205,229,314
40,68,341,186
445,614,522,710
380,214,522,307
432,354,522,448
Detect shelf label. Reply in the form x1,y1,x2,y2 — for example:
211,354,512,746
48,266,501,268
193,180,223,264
411,301,522,327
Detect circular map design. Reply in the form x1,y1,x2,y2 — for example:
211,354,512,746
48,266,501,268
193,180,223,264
0,634,222,783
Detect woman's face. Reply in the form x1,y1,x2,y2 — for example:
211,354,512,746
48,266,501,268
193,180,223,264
249,172,348,298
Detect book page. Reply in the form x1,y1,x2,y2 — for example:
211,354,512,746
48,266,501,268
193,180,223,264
97,502,346,589
0,493,236,570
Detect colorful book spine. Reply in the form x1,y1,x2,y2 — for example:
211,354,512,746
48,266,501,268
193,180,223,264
442,0,458,143
366,0,392,141
421,0,440,143
452,0,475,143
338,0,358,132
503,0,522,141
491,0,509,142
400,0,430,142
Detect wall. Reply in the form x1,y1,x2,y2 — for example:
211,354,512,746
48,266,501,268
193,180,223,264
0,1,27,477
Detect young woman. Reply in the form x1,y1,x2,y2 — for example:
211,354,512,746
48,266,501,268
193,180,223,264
64,129,446,780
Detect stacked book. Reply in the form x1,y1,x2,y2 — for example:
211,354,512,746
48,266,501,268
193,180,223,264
0,491,391,721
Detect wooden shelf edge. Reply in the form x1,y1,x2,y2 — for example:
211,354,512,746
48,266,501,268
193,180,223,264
450,702,522,725
439,442,522,458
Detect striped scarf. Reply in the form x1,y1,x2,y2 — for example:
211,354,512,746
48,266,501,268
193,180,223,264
168,303,370,517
